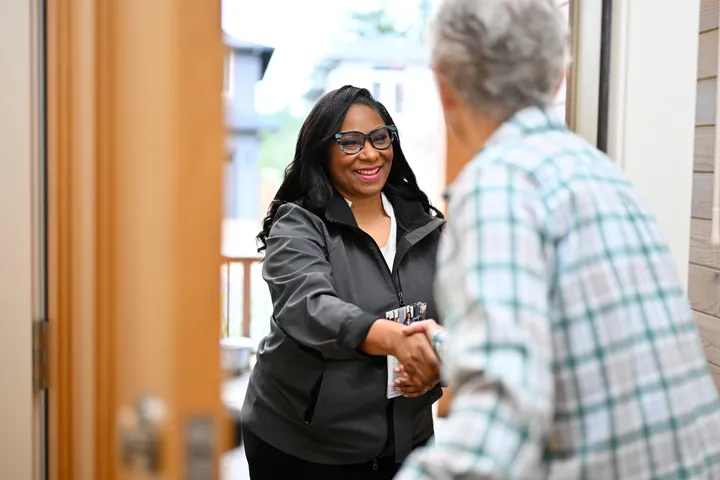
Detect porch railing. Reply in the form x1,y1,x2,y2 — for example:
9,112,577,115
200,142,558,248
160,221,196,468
221,255,263,338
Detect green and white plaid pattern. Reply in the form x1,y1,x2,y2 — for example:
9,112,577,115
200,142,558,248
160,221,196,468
397,107,720,479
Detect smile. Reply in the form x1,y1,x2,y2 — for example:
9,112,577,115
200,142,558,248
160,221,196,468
355,166,382,182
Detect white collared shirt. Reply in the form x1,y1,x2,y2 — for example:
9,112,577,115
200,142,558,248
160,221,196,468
378,193,397,270
345,193,397,269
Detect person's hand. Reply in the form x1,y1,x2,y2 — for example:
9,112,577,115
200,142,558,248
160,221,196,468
394,320,445,397
393,363,436,397
391,332,440,394
402,319,444,343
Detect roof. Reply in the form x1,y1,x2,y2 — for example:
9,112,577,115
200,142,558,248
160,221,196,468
224,111,280,134
320,36,428,67
304,36,429,102
223,34,275,79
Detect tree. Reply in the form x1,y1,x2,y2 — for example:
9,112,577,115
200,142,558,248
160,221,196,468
349,9,408,38
258,109,303,174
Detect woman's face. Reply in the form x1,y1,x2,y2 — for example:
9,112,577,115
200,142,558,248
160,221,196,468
327,104,393,202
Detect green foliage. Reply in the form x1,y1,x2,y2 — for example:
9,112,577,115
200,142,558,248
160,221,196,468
258,109,303,175
349,9,408,38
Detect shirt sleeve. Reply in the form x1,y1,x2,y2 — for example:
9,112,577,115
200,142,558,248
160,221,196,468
262,203,380,359
397,161,555,479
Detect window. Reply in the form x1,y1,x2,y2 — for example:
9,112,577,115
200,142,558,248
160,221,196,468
223,51,235,99
372,82,381,100
395,82,404,113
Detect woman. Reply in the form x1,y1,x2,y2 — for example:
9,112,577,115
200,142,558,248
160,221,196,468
241,85,445,479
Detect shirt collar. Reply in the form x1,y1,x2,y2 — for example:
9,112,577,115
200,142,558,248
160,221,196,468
484,105,566,150
442,106,566,200
344,193,395,218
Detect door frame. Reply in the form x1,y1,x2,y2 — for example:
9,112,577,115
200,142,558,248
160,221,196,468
0,1,45,478
46,0,228,478
603,0,700,288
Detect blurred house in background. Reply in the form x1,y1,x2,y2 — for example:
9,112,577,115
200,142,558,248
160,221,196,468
221,35,278,348
305,36,443,206
223,35,277,258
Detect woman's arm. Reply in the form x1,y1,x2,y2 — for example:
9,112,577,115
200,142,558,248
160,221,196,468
264,203,383,359
264,203,440,383
391,320,447,396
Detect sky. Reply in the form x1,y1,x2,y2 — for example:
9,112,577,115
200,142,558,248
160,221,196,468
221,0,438,114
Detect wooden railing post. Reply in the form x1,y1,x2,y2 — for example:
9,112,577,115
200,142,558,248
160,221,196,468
241,259,253,338
221,255,262,339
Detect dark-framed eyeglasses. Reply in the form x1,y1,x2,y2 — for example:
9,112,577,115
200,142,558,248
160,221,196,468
334,125,398,155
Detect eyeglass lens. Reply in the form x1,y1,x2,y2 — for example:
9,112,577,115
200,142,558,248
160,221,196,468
337,127,393,154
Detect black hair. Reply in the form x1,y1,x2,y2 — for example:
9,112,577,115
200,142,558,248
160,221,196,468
257,85,442,253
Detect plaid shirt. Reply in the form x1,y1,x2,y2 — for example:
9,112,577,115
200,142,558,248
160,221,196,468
397,107,720,479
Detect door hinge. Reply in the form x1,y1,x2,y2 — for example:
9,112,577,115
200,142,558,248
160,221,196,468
33,321,48,392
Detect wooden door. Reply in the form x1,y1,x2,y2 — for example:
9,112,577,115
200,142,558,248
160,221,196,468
46,0,228,478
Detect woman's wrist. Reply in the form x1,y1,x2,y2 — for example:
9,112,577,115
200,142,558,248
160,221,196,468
361,319,404,356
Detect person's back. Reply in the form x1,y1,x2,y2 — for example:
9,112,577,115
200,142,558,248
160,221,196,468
400,107,720,479
501,109,720,477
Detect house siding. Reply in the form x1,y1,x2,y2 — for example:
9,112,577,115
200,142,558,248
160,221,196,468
689,0,720,391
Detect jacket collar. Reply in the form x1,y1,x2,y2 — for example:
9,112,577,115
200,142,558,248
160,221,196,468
324,186,441,233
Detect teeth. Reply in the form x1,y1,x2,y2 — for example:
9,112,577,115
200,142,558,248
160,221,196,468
357,167,380,175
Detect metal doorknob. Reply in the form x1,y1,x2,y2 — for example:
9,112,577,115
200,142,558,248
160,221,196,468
118,394,166,472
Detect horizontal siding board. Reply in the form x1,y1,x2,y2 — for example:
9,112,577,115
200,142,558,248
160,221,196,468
695,0,720,395
701,0,719,32
690,218,720,269
695,126,715,173
695,78,717,125
692,172,714,219
698,29,718,79
689,263,720,317
694,310,720,366
697,79,717,126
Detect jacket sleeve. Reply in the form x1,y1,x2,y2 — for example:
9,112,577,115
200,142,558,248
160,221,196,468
262,203,381,359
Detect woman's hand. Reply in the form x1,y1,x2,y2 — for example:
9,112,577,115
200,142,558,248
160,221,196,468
391,332,440,392
360,319,441,396
393,363,437,397
395,319,446,397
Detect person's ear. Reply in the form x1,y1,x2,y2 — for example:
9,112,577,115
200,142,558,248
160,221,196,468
433,68,460,114
554,67,568,97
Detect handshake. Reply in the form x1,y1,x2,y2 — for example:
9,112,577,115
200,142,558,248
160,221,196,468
390,319,445,398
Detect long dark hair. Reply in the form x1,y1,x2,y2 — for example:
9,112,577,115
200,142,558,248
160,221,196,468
257,85,441,253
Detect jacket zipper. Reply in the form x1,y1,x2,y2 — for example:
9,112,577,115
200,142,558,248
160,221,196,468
372,458,379,471
364,234,404,307
328,216,442,308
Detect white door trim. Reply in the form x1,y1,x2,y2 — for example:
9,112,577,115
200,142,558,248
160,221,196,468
0,0,44,478
605,0,701,290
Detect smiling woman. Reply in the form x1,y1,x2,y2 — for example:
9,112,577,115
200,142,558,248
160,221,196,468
328,107,396,202
242,85,446,479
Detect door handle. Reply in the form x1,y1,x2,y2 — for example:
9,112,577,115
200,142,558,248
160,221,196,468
119,394,166,472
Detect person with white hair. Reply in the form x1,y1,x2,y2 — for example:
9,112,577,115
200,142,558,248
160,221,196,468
393,0,720,478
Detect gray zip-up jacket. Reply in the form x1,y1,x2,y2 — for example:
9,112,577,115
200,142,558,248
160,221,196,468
241,189,445,465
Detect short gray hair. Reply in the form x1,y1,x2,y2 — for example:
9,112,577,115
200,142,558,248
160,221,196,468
430,0,569,119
